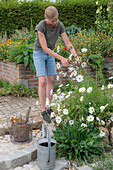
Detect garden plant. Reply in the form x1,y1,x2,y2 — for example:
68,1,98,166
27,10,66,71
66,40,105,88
0,78,38,97
42,51,113,165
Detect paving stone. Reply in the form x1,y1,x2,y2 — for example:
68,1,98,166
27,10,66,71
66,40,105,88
0,160,7,170
23,164,33,168
14,167,23,170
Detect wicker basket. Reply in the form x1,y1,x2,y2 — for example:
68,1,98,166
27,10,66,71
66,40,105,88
11,123,31,142
7,117,33,143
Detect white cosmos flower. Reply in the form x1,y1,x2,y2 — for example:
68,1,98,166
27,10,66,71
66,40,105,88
46,98,50,106
96,1,98,5
89,107,95,114
69,53,73,60
73,70,77,76
69,120,74,125
66,94,70,98
76,56,82,62
68,67,74,71
57,103,60,109
80,116,84,122
56,62,60,69
76,75,83,82
36,101,39,105
100,131,105,137
108,84,113,89
81,48,87,53
105,103,108,107
59,71,63,75
63,73,67,77
101,120,105,125
50,89,53,95
57,89,61,94
56,116,61,123
57,45,60,53
106,7,110,11
51,112,55,118
81,62,87,68
96,9,100,13
80,96,84,101
60,93,66,99
87,115,94,122
89,102,91,105
66,84,69,86
57,103,61,112
70,71,77,77
68,91,73,94
50,103,56,107
63,109,68,115
110,117,113,121
109,76,113,80
82,116,84,121
79,87,86,93
53,94,57,100
59,96,63,101
70,72,74,77
59,84,63,88
57,109,62,113
56,75,59,81
101,85,105,90
100,106,105,112
87,87,92,93
81,123,87,127
96,117,100,121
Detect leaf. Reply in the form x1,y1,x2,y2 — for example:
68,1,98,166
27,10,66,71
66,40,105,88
57,144,70,149
24,56,29,67
30,53,33,60
74,148,78,154
56,149,64,158
23,51,28,56
30,59,36,73
14,55,23,65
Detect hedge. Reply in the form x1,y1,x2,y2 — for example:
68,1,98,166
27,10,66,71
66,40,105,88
0,0,109,36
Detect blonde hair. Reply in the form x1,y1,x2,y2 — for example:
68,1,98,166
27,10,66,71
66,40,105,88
45,6,58,19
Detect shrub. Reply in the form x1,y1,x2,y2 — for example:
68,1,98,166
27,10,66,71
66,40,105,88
0,0,109,36
53,120,110,164
0,78,38,97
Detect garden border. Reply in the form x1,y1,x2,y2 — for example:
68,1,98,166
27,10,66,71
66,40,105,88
0,59,113,91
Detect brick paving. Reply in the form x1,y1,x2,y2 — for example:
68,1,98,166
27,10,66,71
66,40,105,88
0,96,43,135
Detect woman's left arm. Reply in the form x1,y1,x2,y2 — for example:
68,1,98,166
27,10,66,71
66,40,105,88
61,32,78,58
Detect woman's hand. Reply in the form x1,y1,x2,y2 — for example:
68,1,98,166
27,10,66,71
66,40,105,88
61,57,70,67
73,53,78,58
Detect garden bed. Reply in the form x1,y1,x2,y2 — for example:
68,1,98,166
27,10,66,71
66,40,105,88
0,61,96,91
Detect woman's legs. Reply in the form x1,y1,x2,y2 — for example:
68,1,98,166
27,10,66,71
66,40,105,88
38,75,54,123
46,75,54,108
38,75,54,111
33,50,56,122
38,76,46,112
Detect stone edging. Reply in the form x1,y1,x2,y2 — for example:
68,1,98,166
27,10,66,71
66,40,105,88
0,139,37,170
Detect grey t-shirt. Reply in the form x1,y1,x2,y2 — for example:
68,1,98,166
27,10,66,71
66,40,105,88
33,20,65,50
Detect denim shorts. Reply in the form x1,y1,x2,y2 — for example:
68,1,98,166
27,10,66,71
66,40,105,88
33,50,57,77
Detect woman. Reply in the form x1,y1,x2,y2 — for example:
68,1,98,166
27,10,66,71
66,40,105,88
33,6,78,123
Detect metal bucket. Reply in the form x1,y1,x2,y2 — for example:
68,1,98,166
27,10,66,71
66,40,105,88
37,125,56,170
